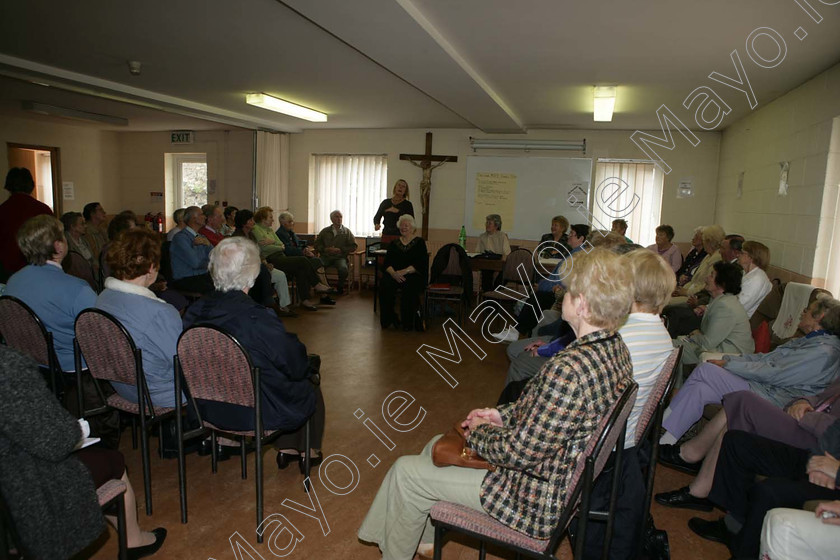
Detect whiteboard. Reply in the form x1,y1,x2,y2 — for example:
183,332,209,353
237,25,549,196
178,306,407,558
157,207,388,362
464,156,593,241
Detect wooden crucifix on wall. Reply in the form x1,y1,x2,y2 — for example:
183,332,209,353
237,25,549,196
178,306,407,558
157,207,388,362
399,132,458,239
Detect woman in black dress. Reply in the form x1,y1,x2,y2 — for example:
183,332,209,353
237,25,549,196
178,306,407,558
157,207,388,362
379,214,428,331
374,179,414,242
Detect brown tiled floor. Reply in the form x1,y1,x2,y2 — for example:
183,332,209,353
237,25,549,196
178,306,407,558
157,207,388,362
81,291,730,560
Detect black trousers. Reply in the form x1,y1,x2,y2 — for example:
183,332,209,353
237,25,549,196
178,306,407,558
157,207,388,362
248,264,275,307
708,430,840,558
267,254,318,302
662,302,701,337
514,291,556,335
379,274,424,327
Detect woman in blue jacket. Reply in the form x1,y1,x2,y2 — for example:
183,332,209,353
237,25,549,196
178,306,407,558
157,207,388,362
96,229,183,408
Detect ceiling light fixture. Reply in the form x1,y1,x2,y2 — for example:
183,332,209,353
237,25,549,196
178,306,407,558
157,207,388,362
593,86,616,122
245,93,327,122
469,138,586,153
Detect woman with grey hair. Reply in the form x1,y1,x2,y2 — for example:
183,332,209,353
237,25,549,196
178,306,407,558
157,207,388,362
476,213,511,291
61,211,95,267
183,237,326,470
379,214,429,331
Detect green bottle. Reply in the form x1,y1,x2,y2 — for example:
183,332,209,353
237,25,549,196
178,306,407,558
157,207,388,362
458,226,467,249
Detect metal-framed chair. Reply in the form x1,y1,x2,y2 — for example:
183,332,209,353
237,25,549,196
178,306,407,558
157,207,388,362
97,479,129,560
632,347,682,557
174,324,311,542
425,243,473,326
430,381,639,560
74,308,176,516
0,295,62,397
479,247,534,305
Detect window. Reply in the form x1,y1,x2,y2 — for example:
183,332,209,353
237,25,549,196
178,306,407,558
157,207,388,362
591,160,664,246
171,153,207,208
310,154,387,236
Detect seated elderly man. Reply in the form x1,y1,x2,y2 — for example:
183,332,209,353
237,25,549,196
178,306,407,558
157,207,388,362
169,205,214,293
660,297,840,446
314,210,357,294
198,205,225,246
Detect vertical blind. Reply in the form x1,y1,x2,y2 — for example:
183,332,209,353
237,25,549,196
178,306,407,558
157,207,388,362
592,161,663,246
310,154,388,236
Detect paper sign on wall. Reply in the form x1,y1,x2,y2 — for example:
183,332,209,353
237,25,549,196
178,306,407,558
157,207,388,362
62,182,74,200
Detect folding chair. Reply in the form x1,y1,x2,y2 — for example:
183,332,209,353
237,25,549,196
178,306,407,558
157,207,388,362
430,381,639,560
479,247,534,305
74,309,176,516
174,324,311,542
97,479,129,560
0,295,62,397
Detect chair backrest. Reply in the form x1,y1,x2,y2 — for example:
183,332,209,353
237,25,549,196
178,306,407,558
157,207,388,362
176,324,256,408
547,381,638,550
500,248,534,285
75,309,142,387
634,347,681,447
62,250,99,292
0,296,52,366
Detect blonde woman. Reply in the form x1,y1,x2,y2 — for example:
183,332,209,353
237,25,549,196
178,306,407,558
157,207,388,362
359,249,634,559
374,179,414,242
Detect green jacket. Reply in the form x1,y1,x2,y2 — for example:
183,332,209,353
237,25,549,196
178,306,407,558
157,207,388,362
314,225,357,257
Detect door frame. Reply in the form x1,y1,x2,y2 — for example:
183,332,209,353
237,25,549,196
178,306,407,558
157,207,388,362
7,142,62,216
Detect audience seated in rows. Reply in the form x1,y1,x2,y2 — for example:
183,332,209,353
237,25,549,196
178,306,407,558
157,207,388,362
660,296,840,445
252,206,334,311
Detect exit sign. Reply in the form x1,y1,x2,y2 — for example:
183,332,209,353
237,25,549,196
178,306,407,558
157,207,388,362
170,130,194,144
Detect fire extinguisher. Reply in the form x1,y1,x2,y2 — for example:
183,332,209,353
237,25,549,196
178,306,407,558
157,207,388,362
155,213,163,233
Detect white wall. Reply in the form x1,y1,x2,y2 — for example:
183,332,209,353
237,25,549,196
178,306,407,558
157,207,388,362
0,113,120,213
289,127,721,244
716,62,840,284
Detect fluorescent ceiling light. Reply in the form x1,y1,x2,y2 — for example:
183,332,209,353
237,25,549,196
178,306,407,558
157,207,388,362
469,138,586,152
246,93,327,122
21,101,128,126
593,86,616,122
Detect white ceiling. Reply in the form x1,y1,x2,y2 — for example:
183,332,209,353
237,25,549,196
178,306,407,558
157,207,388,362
0,0,838,133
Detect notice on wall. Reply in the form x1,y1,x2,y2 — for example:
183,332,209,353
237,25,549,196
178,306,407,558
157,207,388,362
62,182,74,200
472,172,517,231
150,191,163,203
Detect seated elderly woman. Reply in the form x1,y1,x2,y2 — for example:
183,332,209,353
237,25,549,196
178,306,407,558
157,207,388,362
183,237,325,470
674,260,754,367
251,206,334,311
647,224,682,273
276,210,336,304
672,225,725,299
0,345,165,559
4,215,97,372
233,209,294,316
676,226,707,287
358,248,634,559
95,229,183,408
655,298,840,509
539,215,569,257
379,214,429,331
476,213,511,292
661,296,840,446
61,211,95,268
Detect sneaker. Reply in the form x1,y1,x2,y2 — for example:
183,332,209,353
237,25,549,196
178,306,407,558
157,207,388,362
491,326,519,343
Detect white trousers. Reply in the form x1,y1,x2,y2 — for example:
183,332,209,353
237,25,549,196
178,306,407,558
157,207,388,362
270,268,291,307
357,435,486,560
760,508,840,560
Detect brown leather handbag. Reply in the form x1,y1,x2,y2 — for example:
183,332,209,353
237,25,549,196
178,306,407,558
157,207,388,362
432,423,495,471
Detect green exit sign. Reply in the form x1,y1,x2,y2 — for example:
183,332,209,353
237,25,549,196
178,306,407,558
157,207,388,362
170,130,194,144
